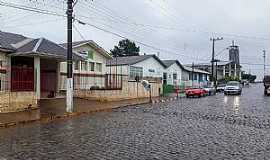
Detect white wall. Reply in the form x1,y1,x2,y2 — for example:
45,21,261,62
132,57,164,78
59,44,111,90
0,52,8,91
164,63,182,86
60,44,109,74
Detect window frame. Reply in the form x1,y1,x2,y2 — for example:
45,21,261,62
74,61,79,70
96,63,102,72
129,66,143,80
89,62,95,72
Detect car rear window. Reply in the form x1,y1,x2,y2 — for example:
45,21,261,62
227,82,239,86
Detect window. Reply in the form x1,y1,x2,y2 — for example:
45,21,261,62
194,74,198,80
81,61,88,71
87,50,94,59
89,62,95,71
148,69,155,73
96,63,102,72
173,73,177,80
0,60,2,68
74,61,79,70
130,66,143,80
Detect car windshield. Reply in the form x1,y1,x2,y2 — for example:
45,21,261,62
227,82,239,86
218,84,226,87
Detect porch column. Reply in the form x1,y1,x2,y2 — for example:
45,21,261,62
34,57,40,99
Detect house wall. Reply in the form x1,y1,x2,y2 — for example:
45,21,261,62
132,57,164,78
60,44,108,74
74,76,162,101
165,63,182,86
0,52,9,91
60,44,110,90
181,70,190,82
106,57,165,80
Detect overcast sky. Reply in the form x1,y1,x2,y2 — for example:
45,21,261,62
1,0,270,80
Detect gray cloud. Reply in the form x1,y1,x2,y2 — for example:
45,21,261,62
1,0,269,79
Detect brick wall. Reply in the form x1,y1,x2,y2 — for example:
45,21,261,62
0,91,38,113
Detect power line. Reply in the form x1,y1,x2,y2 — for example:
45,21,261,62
3,0,269,65
73,23,86,41
0,1,209,62
3,18,64,29
0,1,66,18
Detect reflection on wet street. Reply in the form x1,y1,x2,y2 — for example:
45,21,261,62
1,84,270,159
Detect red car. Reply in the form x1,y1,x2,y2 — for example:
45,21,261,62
185,88,207,98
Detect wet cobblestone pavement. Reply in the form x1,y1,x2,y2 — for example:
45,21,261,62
1,84,270,160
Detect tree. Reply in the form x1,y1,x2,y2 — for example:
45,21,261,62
110,39,140,57
242,73,257,83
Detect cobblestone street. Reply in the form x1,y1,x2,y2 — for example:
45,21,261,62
1,84,270,160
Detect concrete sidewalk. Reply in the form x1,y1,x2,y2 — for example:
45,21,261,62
39,97,154,119
0,95,182,128
0,109,40,127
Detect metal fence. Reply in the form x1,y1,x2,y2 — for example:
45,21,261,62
59,73,124,91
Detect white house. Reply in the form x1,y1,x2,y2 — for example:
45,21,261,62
162,60,184,86
183,66,210,87
60,40,112,90
106,54,166,81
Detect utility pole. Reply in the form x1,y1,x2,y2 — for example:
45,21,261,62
215,60,218,89
210,37,223,84
263,50,266,77
66,0,74,112
191,62,194,87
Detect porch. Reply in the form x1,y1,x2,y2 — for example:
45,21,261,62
0,56,61,113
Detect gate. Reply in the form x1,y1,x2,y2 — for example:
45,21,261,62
11,67,34,91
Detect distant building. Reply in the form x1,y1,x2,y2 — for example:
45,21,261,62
186,61,241,81
182,65,210,87
188,41,242,81
229,41,240,65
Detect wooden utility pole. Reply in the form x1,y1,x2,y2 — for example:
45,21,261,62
66,0,74,112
